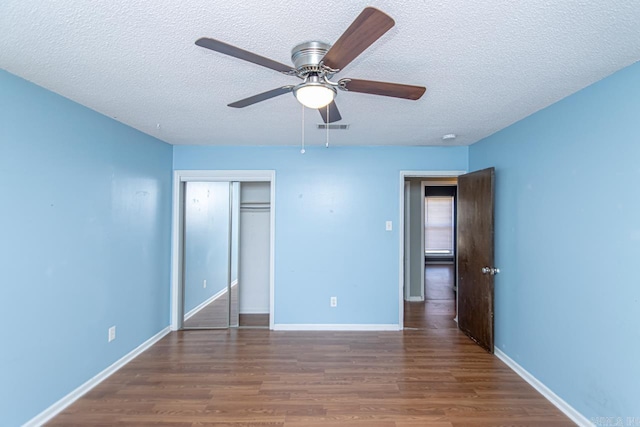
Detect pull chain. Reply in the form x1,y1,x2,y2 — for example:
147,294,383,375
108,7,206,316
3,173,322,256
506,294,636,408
325,104,330,148
300,104,305,154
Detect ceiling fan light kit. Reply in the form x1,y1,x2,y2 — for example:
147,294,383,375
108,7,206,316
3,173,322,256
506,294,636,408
195,7,426,124
293,75,336,109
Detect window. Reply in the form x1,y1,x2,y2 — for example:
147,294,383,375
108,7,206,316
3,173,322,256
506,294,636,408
424,196,454,255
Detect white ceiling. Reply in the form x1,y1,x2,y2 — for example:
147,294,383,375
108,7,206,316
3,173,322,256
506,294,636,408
2,1,639,147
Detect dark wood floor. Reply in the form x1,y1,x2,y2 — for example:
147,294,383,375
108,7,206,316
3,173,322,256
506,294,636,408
47,292,572,426
405,264,456,330
239,313,270,328
425,264,455,302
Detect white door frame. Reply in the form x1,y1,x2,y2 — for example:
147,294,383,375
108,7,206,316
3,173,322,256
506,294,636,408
403,181,411,301
171,170,276,331
419,180,427,302
398,170,465,329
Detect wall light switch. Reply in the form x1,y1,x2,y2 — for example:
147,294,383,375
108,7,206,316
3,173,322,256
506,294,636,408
385,221,393,231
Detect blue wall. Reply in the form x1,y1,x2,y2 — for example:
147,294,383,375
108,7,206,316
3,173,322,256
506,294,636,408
469,61,640,419
174,145,468,326
0,71,173,426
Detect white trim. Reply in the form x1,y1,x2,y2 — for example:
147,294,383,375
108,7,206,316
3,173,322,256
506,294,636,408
403,181,411,301
494,348,592,427
419,180,426,301
268,176,276,330
273,324,401,331
170,170,276,331
183,286,229,321
406,296,424,302
170,171,182,330
398,171,465,329
401,171,465,178
24,327,171,427
173,170,275,181
238,308,270,314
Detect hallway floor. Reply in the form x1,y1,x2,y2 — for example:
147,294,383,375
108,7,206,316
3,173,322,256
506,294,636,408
405,263,456,330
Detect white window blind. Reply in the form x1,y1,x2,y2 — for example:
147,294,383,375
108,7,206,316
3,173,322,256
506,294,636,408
424,196,454,254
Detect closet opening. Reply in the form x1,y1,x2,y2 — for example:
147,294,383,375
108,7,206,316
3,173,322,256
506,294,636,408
170,171,275,331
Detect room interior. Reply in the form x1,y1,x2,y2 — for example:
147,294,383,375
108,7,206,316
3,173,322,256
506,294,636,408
2,1,639,425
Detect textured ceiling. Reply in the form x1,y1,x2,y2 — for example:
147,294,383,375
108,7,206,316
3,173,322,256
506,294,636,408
2,0,640,147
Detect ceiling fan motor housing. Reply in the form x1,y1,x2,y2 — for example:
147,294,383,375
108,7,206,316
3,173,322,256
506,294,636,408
291,41,331,76
194,7,425,121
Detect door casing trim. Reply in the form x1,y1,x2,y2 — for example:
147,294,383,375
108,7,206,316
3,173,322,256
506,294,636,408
171,170,276,330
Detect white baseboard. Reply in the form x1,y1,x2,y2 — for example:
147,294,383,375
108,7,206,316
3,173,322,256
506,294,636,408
184,287,228,321
406,296,424,302
273,324,401,331
239,308,270,314
24,326,171,427
494,348,591,427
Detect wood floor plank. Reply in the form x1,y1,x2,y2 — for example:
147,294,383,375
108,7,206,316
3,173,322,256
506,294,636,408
46,299,573,426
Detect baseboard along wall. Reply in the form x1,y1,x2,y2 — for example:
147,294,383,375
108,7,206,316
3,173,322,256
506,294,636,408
24,327,171,427
24,325,591,426
494,348,592,426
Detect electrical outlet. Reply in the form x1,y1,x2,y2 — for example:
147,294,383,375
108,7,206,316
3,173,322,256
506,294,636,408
385,221,393,231
108,326,116,342
203,279,207,288
330,296,337,307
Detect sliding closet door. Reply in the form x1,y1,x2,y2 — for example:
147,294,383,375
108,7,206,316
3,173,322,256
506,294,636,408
228,182,240,327
182,182,231,329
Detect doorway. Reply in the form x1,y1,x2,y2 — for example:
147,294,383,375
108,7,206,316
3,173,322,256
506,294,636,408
400,172,461,329
400,168,497,353
237,182,271,328
423,183,457,324
170,170,275,331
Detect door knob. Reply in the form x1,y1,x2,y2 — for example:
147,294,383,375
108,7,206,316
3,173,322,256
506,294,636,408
481,267,500,275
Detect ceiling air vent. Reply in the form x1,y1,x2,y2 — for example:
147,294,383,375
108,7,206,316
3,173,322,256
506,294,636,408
317,124,350,130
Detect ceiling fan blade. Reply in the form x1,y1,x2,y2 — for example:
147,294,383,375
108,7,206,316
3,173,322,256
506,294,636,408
228,86,294,108
195,38,295,74
340,79,426,100
318,101,342,123
322,7,395,71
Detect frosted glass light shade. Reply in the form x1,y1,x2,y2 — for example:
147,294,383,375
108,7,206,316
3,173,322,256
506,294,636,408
294,84,335,109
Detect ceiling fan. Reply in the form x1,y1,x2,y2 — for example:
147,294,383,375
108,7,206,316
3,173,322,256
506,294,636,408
195,7,426,123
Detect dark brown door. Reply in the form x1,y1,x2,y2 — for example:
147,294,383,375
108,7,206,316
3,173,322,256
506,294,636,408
457,167,496,353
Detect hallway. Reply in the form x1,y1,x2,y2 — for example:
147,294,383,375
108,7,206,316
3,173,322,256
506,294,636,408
405,263,456,330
